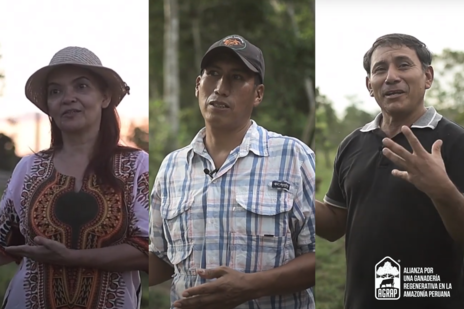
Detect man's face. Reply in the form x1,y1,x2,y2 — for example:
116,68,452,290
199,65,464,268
366,45,433,116
195,51,264,130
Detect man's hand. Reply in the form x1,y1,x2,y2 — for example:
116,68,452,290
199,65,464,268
5,236,73,266
382,125,450,197
172,266,256,309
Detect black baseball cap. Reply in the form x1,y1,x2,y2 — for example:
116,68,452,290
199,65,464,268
200,34,265,84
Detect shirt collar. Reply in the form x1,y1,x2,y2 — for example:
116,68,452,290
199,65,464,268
186,120,269,159
360,107,442,132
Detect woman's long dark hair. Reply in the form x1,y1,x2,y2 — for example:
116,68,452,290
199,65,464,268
45,70,139,192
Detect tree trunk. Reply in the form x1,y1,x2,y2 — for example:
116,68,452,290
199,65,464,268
191,11,202,72
285,0,316,148
164,0,180,151
286,1,299,36
149,78,159,101
302,77,316,148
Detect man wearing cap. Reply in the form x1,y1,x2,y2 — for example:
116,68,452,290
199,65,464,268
149,34,316,309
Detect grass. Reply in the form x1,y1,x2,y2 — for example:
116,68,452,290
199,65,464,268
315,151,346,309
150,281,171,308
0,264,18,301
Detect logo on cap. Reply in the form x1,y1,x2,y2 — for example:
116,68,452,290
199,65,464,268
221,35,246,50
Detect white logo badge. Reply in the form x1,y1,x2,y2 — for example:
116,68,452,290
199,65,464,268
375,256,401,300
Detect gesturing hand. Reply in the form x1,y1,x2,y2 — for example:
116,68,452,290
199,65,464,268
382,125,450,197
5,236,73,265
173,266,256,309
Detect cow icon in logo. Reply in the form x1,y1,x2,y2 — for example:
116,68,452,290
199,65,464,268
375,256,401,300
221,36,246,50
380,278,394,288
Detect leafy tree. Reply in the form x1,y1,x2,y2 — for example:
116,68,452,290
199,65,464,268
0,133,20,171
426,49,464,125
149,0,315,304
149,0,315,155
127,124,149,152
315,48,464,309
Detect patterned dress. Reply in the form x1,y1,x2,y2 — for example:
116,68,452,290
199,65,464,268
0,150,149,309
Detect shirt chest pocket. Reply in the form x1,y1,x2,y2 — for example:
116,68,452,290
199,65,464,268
160,197,194,266
232,189,294,237
229,188,295,272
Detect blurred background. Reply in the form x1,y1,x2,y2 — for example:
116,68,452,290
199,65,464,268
316,1,464,308
149,0,314,307
0,0,149,307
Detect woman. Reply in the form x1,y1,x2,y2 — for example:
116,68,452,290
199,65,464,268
0,46,149,309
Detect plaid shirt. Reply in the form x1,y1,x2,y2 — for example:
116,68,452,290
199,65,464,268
150,121,316,309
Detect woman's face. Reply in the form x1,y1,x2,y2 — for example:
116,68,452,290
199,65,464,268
46,66,111,134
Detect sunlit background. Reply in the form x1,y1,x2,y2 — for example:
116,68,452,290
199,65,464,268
0,1,149,307
0,0,148,158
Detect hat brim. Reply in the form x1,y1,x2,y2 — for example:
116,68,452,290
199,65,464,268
25,63,128,115
200,46,259,74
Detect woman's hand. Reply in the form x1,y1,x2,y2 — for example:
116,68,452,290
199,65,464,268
5,236,74,265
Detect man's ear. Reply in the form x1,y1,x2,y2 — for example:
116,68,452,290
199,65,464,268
425,65,434,90
253,84,264,107
366,76,374,97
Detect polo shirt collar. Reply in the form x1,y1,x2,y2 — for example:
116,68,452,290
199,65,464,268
360,106,442,132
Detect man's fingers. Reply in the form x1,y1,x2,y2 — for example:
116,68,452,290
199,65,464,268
197,267,226,279
431,139,443,158
402,126,427,156
382,148,407,169
382,138,412,162
173,293,218,309
391,169,409,180
182,280,216,298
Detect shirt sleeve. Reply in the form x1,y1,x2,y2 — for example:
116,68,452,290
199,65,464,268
124,151,149,256
0,165,26,264
323,145,347,209
149,166,172,266
291,146,316,256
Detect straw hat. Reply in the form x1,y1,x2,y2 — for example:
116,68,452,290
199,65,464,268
25,46,130,115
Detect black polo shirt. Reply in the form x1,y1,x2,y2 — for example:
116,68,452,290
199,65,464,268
325,107,464,309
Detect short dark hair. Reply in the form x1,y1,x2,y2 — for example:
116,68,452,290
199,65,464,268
363,33,432,75
200,69,261,87
253,73,261,86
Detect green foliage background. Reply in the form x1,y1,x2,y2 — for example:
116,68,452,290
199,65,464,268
314,49,464,308
149,0,315,306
